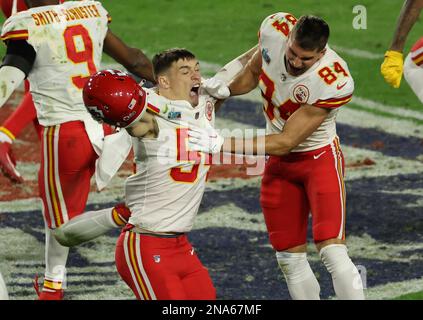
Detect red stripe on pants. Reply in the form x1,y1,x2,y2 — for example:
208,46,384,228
39,121,99,229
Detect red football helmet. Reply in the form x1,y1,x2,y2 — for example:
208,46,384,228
83,69,147,128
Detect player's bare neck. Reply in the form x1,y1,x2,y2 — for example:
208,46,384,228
157,88,179,102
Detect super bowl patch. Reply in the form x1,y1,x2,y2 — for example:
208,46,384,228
168,111,182,120
262,48,271,64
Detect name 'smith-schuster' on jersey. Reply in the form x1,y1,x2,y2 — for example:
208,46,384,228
258,12,354,152
0,1,110,126
125,88,216,233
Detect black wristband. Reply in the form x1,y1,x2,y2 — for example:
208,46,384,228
1,40,36,78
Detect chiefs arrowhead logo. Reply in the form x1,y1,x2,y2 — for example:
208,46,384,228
205,101,214,121
87,105,105,121
293,84,310,104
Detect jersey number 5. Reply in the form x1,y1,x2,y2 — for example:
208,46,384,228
170,128,201,183
63,24,97,89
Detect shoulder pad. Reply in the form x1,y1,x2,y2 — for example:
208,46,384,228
1,12,32,41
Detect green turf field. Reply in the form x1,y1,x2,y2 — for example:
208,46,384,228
395,291,423,300
0,0,422,109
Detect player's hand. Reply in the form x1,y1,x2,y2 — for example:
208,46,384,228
0,143,24,183
188,123,224,154
381,50,404,88
202,77,231,100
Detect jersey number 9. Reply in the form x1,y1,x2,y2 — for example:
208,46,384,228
63,24,97,89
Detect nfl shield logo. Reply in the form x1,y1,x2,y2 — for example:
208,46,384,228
153,255,161,263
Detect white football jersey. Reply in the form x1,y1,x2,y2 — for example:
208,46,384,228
404,37,423,103
125,88,216,233
258,12,354,152
1,1,110,126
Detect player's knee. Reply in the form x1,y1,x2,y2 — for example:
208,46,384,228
319,244,364,299
276,251,310,282
319,244,352,274
52,226,79,247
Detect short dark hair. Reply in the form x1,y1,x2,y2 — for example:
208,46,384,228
291,15,330,51
152,48,196,78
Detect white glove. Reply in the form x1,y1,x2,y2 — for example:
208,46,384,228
188,123,224,154
202,77,231,100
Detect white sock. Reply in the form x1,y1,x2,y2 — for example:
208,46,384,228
0,130,12,144
320,244,365,300
53,207,117,247
44,226,69,291
0,272,9,300
276,251,321,300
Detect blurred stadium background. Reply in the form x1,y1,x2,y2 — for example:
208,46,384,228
0,0,422,299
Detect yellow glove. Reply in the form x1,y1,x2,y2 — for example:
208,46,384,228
380,50,404,88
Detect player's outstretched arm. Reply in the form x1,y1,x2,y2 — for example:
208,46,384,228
189,105,330,156
223,105,330,156
381,0,423,88
103,29,155,83
209,45,258,111
228,47,262,96
255,105,330,156
213,45,258,83
202,46,262,100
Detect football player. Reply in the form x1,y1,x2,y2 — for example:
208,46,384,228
84,58,216,300
81,47,255,300
381,0,423,101
190,14,365,300
0,0,154,300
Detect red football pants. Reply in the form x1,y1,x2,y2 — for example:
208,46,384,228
115,231,216,300
38,121,111,229
260,138,346,251
1,0,27,18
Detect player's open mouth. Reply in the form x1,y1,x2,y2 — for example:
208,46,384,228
190,84,200,97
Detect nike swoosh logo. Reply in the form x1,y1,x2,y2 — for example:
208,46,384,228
313,151,326,160
337,82,347,90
